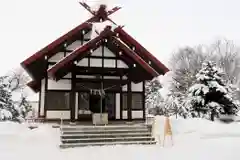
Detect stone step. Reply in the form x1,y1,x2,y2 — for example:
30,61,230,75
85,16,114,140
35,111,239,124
62,129,149,135
60,140,157,148
61,132,152,139
61,125,149,131
61,136,154,144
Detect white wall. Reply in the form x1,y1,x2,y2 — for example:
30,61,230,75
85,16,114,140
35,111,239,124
46,111,70,119
76,75,96,78
122,111,128,119
63,73,72,78
75,93,78,119
104,47,115,57
91,47,102,56
77,58,88,67
84,31,91,40
40,79,45,116
66,40,82,51
90,58,102,67
48,79,71,90
131,82,143,92
104,59,115,68
122,111,143,119
48,52,65,62
117,60,128,68
121,82,143,92
132,111,143,119
122,85,127,91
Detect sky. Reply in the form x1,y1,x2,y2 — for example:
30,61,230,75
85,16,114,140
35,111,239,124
1,0,240,76
1,0,240,100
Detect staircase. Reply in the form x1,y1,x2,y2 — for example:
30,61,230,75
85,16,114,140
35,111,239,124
60,124,156,148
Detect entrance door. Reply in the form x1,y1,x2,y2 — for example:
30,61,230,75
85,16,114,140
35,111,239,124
89,94,106,113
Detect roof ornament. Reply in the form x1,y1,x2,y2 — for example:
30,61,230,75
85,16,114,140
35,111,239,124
79,1,121,24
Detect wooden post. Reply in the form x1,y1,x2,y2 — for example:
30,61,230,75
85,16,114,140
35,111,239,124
163,117,173,146
127,80,132,121
70,70,76,123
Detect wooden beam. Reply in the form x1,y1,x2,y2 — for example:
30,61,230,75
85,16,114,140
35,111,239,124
74,66,129,76
75,78,128,84
120,76,123,120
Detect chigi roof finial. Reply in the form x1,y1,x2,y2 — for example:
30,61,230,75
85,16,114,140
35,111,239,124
79,1,121,24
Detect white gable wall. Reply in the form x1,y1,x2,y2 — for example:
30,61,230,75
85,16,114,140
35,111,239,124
48,79,71,90
104,47,115,57
48,52,65,63
117,60,128,68
91,47,102,56
122,82,143,92
66,40,82,51
77,58,88,67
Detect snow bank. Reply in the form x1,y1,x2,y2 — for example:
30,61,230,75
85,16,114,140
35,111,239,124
0,121,60,149
1,118,240,160
153,115,240,144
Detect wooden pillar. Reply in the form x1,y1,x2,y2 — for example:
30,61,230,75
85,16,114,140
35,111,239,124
43,57,48,118
142,81,146,120
70,70,76,122
120,76,123,120
127,80,132,121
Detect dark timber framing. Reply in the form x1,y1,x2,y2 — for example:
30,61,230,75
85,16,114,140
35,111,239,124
70,69,76,122
127,80,132,121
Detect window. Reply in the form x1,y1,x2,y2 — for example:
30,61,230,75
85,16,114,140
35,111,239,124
45,91,70,110
122,93,143,110
132,93,143,110
122,93,128,110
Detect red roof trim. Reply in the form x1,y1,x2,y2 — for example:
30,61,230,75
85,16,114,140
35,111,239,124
114,27,169,74
48,27,113,78
27,80,40,93
21,20,92,67
112,37,159,77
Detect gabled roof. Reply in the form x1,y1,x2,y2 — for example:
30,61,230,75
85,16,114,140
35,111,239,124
48,26,159,81
48,26,114,79
114,27,169,74
20,19,92,80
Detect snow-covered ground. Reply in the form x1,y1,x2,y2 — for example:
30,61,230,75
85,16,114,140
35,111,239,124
0,117,240,160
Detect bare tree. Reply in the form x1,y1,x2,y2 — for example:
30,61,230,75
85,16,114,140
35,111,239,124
170,39,240,96
170,46,209,95
6,67,30,92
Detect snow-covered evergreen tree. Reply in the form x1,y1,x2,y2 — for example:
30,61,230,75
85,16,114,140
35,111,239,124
0,76,31,122
145,78,166,115
185,61,239,120
145,78,162,105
